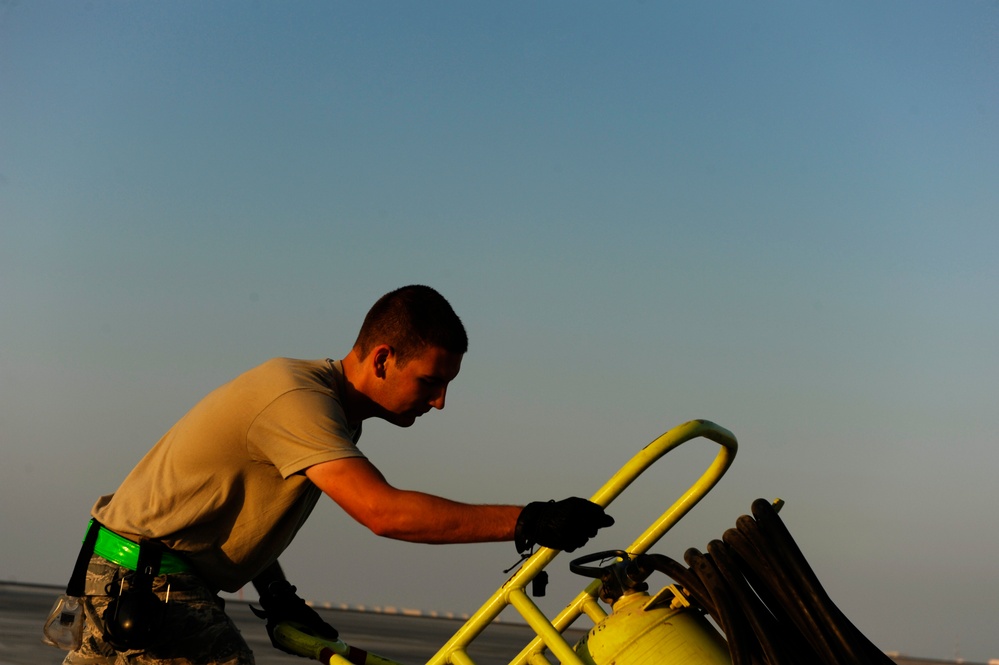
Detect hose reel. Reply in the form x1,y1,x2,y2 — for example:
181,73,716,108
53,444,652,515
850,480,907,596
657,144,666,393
569,498,894,665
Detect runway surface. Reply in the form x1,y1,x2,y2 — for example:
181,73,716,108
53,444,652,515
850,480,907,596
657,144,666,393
1,582,584,665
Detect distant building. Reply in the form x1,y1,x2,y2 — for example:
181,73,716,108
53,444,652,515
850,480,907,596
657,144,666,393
887,653,999,665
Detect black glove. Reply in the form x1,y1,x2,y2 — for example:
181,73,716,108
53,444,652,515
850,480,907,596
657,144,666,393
515,497,614,553
251,580,338,654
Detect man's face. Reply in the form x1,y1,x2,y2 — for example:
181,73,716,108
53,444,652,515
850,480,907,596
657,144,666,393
377,345,463,427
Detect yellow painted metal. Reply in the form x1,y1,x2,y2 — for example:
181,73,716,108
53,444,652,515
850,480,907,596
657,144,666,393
274,621,405,665
426,419,737,665
278,420,737,665
573,591,731,665
449,650,477,665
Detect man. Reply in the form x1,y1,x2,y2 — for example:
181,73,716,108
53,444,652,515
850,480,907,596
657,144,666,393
59,285,613,664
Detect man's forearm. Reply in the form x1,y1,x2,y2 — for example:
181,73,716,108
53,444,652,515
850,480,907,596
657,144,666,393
307,457,522,544
363,492,521,543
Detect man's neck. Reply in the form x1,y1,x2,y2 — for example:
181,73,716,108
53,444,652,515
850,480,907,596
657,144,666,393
339,350,374,429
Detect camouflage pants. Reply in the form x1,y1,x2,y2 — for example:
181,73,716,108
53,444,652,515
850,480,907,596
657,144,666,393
63,556,255,665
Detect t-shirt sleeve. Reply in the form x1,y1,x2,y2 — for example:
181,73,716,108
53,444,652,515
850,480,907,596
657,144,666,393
247,388,365,477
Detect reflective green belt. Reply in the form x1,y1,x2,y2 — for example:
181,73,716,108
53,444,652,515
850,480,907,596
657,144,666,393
88,519,193,575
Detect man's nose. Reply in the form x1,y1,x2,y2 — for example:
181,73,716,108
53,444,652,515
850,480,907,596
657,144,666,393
430,386,447,410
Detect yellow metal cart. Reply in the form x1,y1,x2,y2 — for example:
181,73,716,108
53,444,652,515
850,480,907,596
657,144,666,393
277,419,738,665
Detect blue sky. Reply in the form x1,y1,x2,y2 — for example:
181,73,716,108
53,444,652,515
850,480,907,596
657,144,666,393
2,2,997,661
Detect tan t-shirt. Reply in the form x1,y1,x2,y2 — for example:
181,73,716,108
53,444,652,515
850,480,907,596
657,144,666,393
91,358,364,592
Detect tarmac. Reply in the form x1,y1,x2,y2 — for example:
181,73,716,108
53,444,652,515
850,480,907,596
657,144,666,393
0,582,579,665
4,582,970,665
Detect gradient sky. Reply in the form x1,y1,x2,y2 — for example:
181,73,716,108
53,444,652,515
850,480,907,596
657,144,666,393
2,2,997,662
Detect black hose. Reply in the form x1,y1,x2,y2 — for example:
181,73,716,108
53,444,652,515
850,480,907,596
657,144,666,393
638,553,716,618
706,538,790,665
648,499,893,665
721,526,821,664
735,512,848,663
749,499,895,665
684,548,755,665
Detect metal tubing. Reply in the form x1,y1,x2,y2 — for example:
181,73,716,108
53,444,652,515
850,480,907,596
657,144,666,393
578,595,607,624
526,654,555,665
427,420,737,665
593,420,738,555
449,650,476,665
508,589,586,665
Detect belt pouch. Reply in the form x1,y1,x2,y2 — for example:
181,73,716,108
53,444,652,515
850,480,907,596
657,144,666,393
103,538,166,651
42,519,102,650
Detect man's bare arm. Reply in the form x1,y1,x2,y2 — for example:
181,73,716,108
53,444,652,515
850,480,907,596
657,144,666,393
305,457,521,543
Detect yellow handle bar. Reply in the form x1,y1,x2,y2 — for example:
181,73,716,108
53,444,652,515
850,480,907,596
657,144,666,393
273,620,404,665
277,419,737,665
432,419,738,665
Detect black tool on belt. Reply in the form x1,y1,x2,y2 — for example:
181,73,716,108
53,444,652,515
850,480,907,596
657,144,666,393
102,538,167,651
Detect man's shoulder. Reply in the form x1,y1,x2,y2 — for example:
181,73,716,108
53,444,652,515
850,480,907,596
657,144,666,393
244,357,342,395
257,356,325,369
252,357,333,377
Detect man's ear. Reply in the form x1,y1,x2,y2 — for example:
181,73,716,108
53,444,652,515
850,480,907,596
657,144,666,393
371,345,393,379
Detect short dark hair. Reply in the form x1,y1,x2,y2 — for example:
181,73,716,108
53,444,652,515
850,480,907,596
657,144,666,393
353,285,468,366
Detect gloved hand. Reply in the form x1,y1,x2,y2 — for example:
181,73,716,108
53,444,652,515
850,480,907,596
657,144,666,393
515,497,614,553
251,580,339,655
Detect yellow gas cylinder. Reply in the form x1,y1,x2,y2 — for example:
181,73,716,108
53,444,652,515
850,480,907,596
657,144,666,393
574,586,731,665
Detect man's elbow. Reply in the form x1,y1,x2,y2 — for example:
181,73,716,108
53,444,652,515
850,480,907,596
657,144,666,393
329,487,429,541
369,521,425,541
354,509,411,540
365,517,396,538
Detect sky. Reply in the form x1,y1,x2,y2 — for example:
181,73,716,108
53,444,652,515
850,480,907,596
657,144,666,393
1,1,997,661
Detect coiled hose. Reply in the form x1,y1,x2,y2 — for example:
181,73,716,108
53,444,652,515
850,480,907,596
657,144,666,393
639,498,894,665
